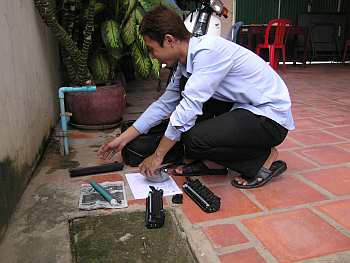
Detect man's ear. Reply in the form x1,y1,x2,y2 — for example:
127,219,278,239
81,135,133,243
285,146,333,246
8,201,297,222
164,34,176,47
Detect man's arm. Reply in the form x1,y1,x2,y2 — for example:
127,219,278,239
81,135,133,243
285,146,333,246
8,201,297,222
165,48,234,141
132,66,182,134
98,125,140,160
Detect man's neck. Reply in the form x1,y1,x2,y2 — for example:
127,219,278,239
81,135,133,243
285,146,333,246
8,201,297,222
178,39,189,65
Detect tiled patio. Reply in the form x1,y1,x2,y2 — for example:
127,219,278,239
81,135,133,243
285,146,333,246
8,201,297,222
0,64,350,263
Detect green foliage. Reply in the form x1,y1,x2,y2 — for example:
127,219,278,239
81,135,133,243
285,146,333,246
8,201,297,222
101,20,123,50
34,0,183,84
90,52,110,82
122,13,136,45
132,43,151,78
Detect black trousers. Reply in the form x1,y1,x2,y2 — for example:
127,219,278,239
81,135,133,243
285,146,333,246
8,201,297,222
181,98,288,178
130,98,288,178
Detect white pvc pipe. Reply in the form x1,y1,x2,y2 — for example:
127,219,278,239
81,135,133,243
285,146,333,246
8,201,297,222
58,85,96,155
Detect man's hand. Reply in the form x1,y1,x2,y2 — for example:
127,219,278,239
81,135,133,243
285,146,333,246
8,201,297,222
97,137,125,160
97,125,140,160
139,135,177,177
139,153,164,177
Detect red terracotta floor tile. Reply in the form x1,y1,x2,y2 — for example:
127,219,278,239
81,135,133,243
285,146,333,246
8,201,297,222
292,108,326,120
201,175,232,186
278,151,317,172
298,146,350,166
219,248,266,263
317,199,350,230
203,224,248,248
182,185,261,224
171,175,186,188
277,137,302,151
172,173,231,187
243,208,350,262
248,176,327,209
69,130,97,139
322,114,350,126
294,118,332,131
338,143,350,152
334,97,350,105
325,125,350,140
289,130,344,146
303,167,350,195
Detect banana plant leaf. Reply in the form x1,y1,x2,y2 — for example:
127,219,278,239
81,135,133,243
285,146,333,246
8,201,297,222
95,2,106,14
132,43,151,78
90,52,111,82
134,5,144,24
135,25,147,54
151,58,161,79
122,0,137,25
110,48,127,60
122,14,136,45
101,20,123,50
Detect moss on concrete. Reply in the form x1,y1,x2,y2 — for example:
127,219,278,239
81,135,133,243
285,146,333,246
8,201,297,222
0,158,21,238
44,150,80,174
0,135,50,241
69,211,197,263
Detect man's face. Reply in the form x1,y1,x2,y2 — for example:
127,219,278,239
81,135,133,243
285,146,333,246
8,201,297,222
144,35,178,67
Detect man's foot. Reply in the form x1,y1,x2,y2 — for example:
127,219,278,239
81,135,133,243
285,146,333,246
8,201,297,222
231,160,287,189
263,147,278,169
173,160,228,176
233,147,278,186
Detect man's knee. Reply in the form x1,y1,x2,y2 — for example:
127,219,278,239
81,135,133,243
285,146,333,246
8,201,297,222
182,128,208,156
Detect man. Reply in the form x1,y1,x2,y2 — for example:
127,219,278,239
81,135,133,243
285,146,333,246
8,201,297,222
98,5,294,188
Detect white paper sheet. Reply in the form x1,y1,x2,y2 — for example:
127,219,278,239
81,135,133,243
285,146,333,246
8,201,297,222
125,173,182,199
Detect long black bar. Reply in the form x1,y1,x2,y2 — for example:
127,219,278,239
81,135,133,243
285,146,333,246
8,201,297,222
69,162,124,177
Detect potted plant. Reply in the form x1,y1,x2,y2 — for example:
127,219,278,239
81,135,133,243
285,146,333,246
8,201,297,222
34,0,181,128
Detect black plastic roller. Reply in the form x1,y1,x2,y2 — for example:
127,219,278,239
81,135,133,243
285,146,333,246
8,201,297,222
69,162,124,177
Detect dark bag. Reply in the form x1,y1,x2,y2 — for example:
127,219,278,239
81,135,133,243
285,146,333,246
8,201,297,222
121,120,184,166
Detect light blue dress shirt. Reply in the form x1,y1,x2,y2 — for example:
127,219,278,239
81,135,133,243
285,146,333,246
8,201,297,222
133,35,295,141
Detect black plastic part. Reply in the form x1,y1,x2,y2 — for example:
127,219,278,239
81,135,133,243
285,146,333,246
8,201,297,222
183,178,221,213
69,162,124,177
172,194,183,204
145,186,165,229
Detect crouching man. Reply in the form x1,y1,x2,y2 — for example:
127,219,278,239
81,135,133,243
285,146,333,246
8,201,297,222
98,5,294,189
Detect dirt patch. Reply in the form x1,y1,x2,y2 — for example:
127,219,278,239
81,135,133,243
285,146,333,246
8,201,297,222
69,211,197,263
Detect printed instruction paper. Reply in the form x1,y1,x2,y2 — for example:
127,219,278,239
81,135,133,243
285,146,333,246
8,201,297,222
125,173,182,199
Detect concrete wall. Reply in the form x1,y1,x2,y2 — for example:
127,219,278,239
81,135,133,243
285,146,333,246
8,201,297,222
0,0,60,240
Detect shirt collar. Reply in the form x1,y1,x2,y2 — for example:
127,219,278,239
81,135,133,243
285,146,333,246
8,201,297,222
185,36,201,75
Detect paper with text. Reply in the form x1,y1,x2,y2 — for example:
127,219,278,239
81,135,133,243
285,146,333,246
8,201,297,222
125,173,182,199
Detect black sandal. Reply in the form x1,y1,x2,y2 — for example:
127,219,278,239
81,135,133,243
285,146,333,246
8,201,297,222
173,160,228,177
231,160,287,189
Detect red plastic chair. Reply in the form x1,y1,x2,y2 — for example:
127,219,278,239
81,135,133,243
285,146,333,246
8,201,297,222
256,18,292,72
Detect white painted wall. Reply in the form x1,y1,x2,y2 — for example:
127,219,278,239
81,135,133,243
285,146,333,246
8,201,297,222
0,0,60,168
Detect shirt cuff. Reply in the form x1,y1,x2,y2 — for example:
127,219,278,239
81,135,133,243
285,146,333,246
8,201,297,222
164,123,182,141
132,119,151,134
